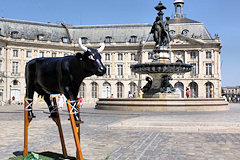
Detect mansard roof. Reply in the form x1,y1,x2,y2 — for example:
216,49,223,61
169,17,200,24
0,17,214,43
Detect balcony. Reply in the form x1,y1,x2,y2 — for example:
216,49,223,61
128,75,138,79
204,74,214,78
190,75,198,78
103,75,111,78
115,75,124,79
11,72,21,76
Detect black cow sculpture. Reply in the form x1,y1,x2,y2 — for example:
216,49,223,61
25,38,106,121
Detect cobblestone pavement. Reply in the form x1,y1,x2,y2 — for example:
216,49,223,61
0,103,240,160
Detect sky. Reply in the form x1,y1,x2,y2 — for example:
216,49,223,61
0,0,239,86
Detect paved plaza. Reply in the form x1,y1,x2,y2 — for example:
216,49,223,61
1,103,240,159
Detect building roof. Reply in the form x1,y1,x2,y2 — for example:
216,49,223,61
169,17,200,24
0,16,213,43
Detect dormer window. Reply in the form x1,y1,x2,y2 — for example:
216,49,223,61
182,29,189,36
11,31,18,38
129,36,137,43
169,30,175,36
81,37,88,44
105,36,112,43
37,34,45,41
62,37,69,43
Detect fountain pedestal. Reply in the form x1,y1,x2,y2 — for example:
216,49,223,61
153,47,170,63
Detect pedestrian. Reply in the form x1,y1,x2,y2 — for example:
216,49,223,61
110,94,113,98
12,96,16,104
58,93,65,109
133,92,136,98
79,97,83,108
138,88,143,99
128,91,133,98
186,87,190,98
210,87,213,98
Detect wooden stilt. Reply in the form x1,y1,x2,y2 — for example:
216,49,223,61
67,100,84,160
76,98,82,160
50,98,68,158
24,97,33,157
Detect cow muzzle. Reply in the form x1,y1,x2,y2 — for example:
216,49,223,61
96,66,106,76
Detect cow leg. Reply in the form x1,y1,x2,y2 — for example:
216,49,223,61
25,87,35,118
44,94,58,117
64,87,81,122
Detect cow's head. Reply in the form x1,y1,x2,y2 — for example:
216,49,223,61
77,38,106,76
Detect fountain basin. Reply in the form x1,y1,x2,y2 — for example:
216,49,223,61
95,98,229,112
130,62,192,74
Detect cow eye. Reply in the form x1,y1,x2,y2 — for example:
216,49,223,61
88,55,95,61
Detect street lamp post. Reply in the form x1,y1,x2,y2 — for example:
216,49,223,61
9,85,12,104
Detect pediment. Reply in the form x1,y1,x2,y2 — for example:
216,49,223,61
170,34,204,45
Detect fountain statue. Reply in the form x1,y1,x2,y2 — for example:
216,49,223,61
131,1,192,98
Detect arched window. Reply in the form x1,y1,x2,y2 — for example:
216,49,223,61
174,82,184,98
102,82,111,98
79,82,85,98
189,82,198,98
129,82,137,95
91,82,98,98
117,82,124,98
206,82,214,98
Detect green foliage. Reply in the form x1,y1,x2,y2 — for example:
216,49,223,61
105,153,111,160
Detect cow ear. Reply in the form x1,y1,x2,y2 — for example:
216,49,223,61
76,52,84,60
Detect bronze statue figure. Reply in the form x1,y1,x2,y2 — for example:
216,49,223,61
150,1,171,48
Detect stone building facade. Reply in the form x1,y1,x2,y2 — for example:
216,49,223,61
222,86,240,97
0,0,222,104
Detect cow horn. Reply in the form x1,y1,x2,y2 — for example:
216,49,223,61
78,38,88,52
97,43,105,53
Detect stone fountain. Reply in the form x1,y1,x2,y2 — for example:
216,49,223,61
130,1,192,98
95,1,229,112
